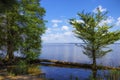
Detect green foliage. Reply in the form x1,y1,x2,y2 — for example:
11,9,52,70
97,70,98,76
28,65,41,75
0,0,17,13
69,9,120,65
0,2,22,60
0,0,46,61
7,60,28,75
89,70,120,80
15,60,28,75
18,0,46,61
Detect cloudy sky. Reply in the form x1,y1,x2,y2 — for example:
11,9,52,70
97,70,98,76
41,0,120,43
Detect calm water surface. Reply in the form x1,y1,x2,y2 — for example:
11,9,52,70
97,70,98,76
39,43,120,80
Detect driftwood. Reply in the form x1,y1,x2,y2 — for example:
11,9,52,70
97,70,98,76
2,57,120,70
30,59,120,70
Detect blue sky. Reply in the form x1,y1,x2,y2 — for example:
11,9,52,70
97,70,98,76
41,0,120,43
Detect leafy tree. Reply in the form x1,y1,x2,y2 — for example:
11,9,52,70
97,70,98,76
18,0,46,61
0,0,46,61
69,9,120,69
0,2,22,60
0,0,17,13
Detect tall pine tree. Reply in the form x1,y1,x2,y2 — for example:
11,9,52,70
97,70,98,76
70,9,120,69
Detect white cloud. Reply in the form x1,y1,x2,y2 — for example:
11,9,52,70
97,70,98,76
93,5,106,13
70,20,84,24
46,28,52,33
53,23,58,27
76,20,84,23
64,31,72,36
61,26,69,31
98,16,114,26
51,19,62,27
42,19,82,43
42,25,81,43
51,19,62,23
116,17,120,26
42,32,80,43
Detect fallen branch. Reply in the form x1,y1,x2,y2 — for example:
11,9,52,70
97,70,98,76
30,59,120,70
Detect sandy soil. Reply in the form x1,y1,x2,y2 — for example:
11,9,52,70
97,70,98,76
0,69,46,80
0,75,45,80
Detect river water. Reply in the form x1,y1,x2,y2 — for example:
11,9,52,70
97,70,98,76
39,43,120,80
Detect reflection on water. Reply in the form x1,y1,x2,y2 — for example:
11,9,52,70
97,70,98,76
40,65,120,80
2,43,119,79
5,64,120,80
41,43,90,64
39,43,120,80
91,69,120,80
40,65,91,80
41,43,120,66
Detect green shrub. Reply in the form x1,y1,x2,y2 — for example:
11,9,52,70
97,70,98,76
7,60,28,75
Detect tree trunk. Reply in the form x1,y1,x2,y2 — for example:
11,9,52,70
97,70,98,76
92,49,97,80
92,69,97,80
92,49,97,70
5,40,14,61
93,54,96,69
